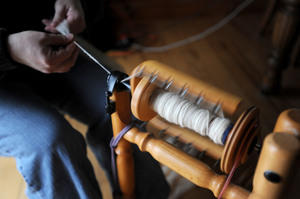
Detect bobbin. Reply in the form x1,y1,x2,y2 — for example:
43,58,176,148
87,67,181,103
130,60,260,173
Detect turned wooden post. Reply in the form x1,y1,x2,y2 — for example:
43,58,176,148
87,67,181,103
111,90,135,199
249,133,299,199
258,0,280,36
261,0,300,93
250,109,300,199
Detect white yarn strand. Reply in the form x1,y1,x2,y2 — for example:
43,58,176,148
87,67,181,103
150,89,231,145
56,20,111,74
132,0,254,53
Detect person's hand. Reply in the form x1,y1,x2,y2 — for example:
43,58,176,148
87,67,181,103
42,0,85,34
7,31,79,73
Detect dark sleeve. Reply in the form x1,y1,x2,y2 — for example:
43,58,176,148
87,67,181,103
0,28,19,72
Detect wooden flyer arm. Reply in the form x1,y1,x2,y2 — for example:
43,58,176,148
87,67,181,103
130,60,243,115
124,127,250,199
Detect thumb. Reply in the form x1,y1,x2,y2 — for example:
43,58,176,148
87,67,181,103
51,6,66,27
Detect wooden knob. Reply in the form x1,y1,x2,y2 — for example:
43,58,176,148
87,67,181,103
273,109,300,138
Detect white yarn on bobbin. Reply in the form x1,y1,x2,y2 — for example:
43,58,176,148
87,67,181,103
150,89,232,145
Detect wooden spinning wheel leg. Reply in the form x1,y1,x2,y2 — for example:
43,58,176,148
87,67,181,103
111,90,135,199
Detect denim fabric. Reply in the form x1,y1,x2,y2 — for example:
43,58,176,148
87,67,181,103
0,52,169,199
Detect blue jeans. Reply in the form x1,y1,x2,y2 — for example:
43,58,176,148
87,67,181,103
0,53,169,199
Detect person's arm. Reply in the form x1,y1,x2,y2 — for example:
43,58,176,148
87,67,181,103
0,28,19,72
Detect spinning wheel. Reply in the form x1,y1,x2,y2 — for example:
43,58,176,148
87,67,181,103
107,60,299,199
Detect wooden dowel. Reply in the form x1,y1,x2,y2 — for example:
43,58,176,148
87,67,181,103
111,91,135,199
124,127,250,199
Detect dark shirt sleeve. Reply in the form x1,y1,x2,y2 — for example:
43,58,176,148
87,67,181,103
0,28,19,78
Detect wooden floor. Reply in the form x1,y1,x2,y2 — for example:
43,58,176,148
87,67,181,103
1,0,299,198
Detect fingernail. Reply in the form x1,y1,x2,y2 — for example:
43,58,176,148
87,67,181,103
51,21,57,26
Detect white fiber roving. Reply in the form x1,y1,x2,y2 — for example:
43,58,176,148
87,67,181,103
56,19,70,36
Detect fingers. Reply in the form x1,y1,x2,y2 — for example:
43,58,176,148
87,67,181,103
42,17,85,35
42,19,58,33
43,37,79,73
52,43,80,73
36,33,78,73
44,0,85,34
51,4,66,28
46,33,74,46
65,13,86,34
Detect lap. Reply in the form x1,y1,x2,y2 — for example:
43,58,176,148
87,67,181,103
0,82,77,157
1,53,118,126
0,53,120,157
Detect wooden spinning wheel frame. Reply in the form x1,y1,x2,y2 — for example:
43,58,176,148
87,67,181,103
108,60,300,199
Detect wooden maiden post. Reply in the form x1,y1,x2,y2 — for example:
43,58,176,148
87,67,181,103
249,109,300,199
108,72,135,199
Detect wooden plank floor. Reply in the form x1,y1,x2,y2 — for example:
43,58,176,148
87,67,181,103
0,0,299,198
